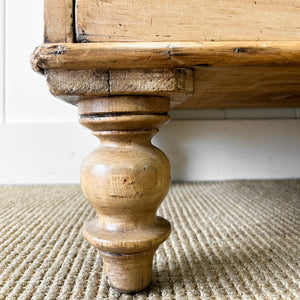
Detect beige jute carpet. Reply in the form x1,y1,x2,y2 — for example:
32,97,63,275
0,181,299,300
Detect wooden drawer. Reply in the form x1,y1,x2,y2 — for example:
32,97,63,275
75,0,300,43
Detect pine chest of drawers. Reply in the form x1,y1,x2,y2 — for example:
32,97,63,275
32,0,300,292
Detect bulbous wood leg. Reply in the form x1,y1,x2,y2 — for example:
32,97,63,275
79,96,171,292
30,63,193,291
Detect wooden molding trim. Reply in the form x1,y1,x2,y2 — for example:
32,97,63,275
44,69,194,108
178,66,300,109
32,41,300,73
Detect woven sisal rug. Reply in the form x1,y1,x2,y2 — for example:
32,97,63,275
0,181,299,299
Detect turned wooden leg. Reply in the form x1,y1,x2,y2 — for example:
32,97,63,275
79,96,171,292
30,59,194,292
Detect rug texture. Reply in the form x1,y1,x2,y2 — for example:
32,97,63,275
0,181,299,300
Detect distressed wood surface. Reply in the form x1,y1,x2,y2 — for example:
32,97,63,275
45,68,194,108
80,96,171,292
178,66,300,109
75,0,300,42
31,41,300,73
44,0,73,43
78,96,170,115
44,66,300,109
36,0,300,294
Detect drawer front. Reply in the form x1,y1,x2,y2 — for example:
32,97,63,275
75,0,300,42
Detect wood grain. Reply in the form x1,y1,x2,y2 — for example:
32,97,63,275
44,0,74,43
75,0,300,42
38,57,300,110
31,41,300,73
36,0,300,294
178,66,300,109
80,96,171,292
32,42,300,109
78,96,170,115
44,68,194,108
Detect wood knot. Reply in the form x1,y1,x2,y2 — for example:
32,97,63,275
234,48,248,54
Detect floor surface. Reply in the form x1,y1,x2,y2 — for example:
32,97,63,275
0,181,299,299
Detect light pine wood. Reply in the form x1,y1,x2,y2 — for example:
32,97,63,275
78,96,170,115
34,0,300,293
178,66,300,109
80,96,171,292
38,67,191,291
37,64,300,110
44,0,73,42
75,0,300,42
44,68,194,107
31,41,300,73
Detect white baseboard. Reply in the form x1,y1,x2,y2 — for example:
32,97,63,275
156,119,300,181
1,120,299,184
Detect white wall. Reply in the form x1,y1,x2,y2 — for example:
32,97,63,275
0,0,4,123
5,0,77,123
1,120,299,184
0,0,300,184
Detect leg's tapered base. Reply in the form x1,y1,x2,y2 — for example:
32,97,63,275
83,217,171,292
101,250,156,292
